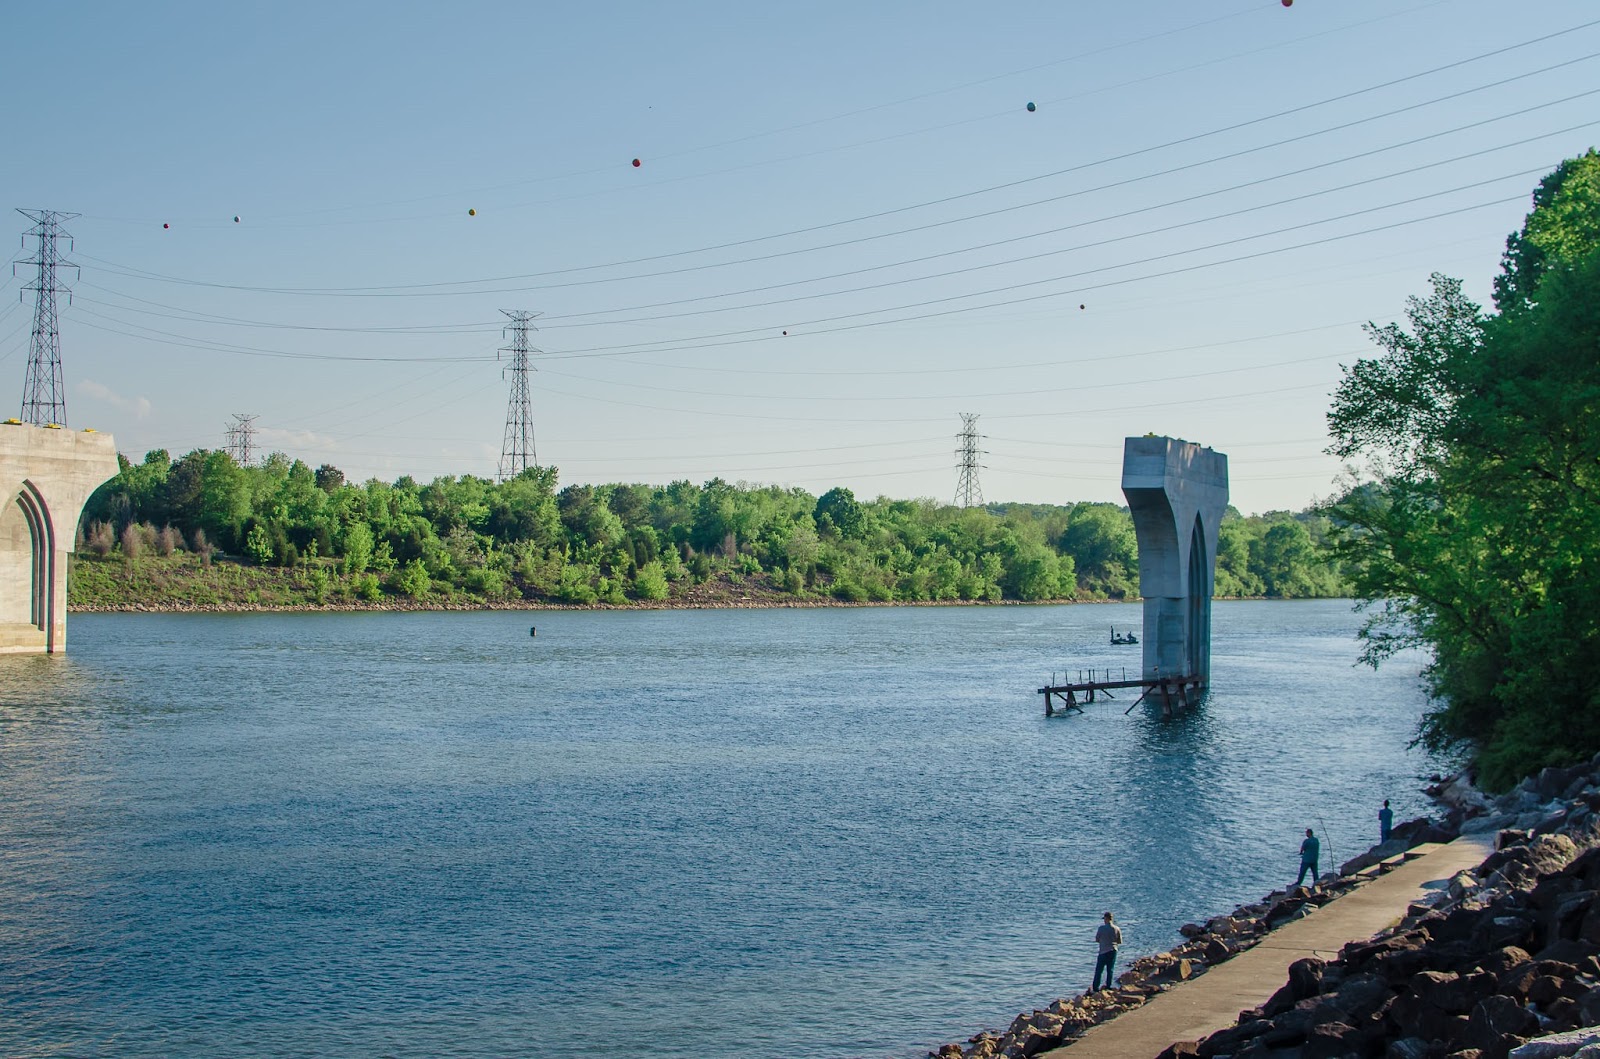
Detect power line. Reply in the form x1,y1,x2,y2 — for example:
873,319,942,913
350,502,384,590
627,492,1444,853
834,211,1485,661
955,413,985,509
70,1,1403,230
531,105,1600,327
74,98,1600,345
68,18,1600,299
497,310,541,482
15,209,80,426
539,188,1531,362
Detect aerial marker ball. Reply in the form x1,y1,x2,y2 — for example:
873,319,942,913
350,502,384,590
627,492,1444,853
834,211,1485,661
1026,101,1036,112
782,330,788,336
163,223,169,229
1079,304,1085,310
632,158,641,167
1281,0,1291,6
468,208,476,216
233,215,240,223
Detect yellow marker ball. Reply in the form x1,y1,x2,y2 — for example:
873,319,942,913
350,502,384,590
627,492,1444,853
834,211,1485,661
468,208,477,217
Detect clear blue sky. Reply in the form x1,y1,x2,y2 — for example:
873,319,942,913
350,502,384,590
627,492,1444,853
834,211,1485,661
3,0,1596,514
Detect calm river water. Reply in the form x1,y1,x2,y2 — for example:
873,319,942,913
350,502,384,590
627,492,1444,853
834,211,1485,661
0,600,1435,1058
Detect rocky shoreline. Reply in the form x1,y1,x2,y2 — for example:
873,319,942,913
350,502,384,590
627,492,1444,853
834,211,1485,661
932,759,1600,1059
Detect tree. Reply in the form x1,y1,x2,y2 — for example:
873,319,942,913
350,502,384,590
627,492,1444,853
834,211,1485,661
1059,504,1137,596
1326,154,1600,788
814,486,865,540
315,463,346,492
1493,149,1600,313
632,560,669,601
341,521,374,576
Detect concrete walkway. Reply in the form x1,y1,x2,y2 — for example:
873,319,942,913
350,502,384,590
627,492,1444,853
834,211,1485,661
1039,835,1497,1059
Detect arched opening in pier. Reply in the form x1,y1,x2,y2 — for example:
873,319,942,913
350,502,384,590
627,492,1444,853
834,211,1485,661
1187,514,1208,679
0,486,50,634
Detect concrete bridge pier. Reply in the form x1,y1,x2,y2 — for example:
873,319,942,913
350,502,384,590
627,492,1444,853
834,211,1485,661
1120,436,1230,685
1,422,119,654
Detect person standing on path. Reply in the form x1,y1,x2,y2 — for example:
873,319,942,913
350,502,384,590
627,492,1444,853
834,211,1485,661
1296,828,1320,890
1092,912,1122,991
1379,800,1393,842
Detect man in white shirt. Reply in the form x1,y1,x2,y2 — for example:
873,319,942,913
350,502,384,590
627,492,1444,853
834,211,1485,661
1093,911,1122,991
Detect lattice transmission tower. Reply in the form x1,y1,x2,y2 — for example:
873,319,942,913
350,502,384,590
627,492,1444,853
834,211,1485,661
497,310,542,482
954,412,985,508
15,209,81,426
225,413,258,465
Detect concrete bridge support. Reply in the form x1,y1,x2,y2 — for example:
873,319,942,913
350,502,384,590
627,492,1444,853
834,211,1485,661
1120,436,1229,684
0,423,119,653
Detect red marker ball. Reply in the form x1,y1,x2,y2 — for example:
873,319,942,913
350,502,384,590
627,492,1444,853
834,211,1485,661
632,158,641,167
163,223,170,229
1281,0,1291,6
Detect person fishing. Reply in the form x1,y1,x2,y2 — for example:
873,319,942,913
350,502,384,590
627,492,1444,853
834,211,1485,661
1296,828,1320,890
1092,911,1122,991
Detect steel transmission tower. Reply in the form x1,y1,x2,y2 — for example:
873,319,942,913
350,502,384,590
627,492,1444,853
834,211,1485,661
954,413,985,508
497,310,542,482
225,413,259,465
15,209,81,426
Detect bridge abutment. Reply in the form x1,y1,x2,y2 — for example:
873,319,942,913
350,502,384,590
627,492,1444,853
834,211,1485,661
1120,436,1229,684
0,423,119,653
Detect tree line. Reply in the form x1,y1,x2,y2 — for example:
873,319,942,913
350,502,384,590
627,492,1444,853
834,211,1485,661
1325,150,1600,789
80,456,1344,606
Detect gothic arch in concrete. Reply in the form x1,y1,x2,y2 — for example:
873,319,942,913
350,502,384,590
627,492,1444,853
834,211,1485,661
1120,436,1229,683
0,424,118,653
0,482,52,639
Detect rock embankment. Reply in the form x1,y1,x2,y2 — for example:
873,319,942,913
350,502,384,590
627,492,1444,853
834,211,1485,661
930,757,1600,1059
1154,756,1600,1059
929,817,1454,1059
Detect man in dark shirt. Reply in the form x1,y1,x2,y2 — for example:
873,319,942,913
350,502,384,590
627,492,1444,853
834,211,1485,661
1296,828,1320,890
1379,800,1394,842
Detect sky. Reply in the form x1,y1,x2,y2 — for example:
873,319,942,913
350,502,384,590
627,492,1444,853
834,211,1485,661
2,0,1596,515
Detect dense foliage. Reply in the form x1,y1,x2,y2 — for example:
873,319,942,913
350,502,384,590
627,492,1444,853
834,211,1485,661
80,458,1343,607
1326,150,1600,789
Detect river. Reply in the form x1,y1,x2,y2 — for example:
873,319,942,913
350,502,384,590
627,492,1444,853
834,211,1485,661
0,600,1436,1058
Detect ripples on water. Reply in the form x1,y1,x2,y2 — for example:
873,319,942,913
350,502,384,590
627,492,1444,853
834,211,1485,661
0,601,1434,1058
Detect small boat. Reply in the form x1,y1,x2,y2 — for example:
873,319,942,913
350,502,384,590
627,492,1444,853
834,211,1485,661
1110,627,1139,645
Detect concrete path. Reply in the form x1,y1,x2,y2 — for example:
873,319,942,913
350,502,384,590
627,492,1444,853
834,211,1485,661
1038,835,1497,1059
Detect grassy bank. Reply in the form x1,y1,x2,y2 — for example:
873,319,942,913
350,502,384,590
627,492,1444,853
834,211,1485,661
67,551,1095,612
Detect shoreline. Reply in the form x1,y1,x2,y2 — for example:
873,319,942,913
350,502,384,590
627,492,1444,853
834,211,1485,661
935,764,1600,1059
66,594,1323,615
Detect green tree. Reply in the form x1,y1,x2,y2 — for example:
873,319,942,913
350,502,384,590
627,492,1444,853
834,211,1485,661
1326,154,1600,788
341,521,374,577
1059,504,1137,597
632,560,669,601
814,486,866,540
392,558,431,598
